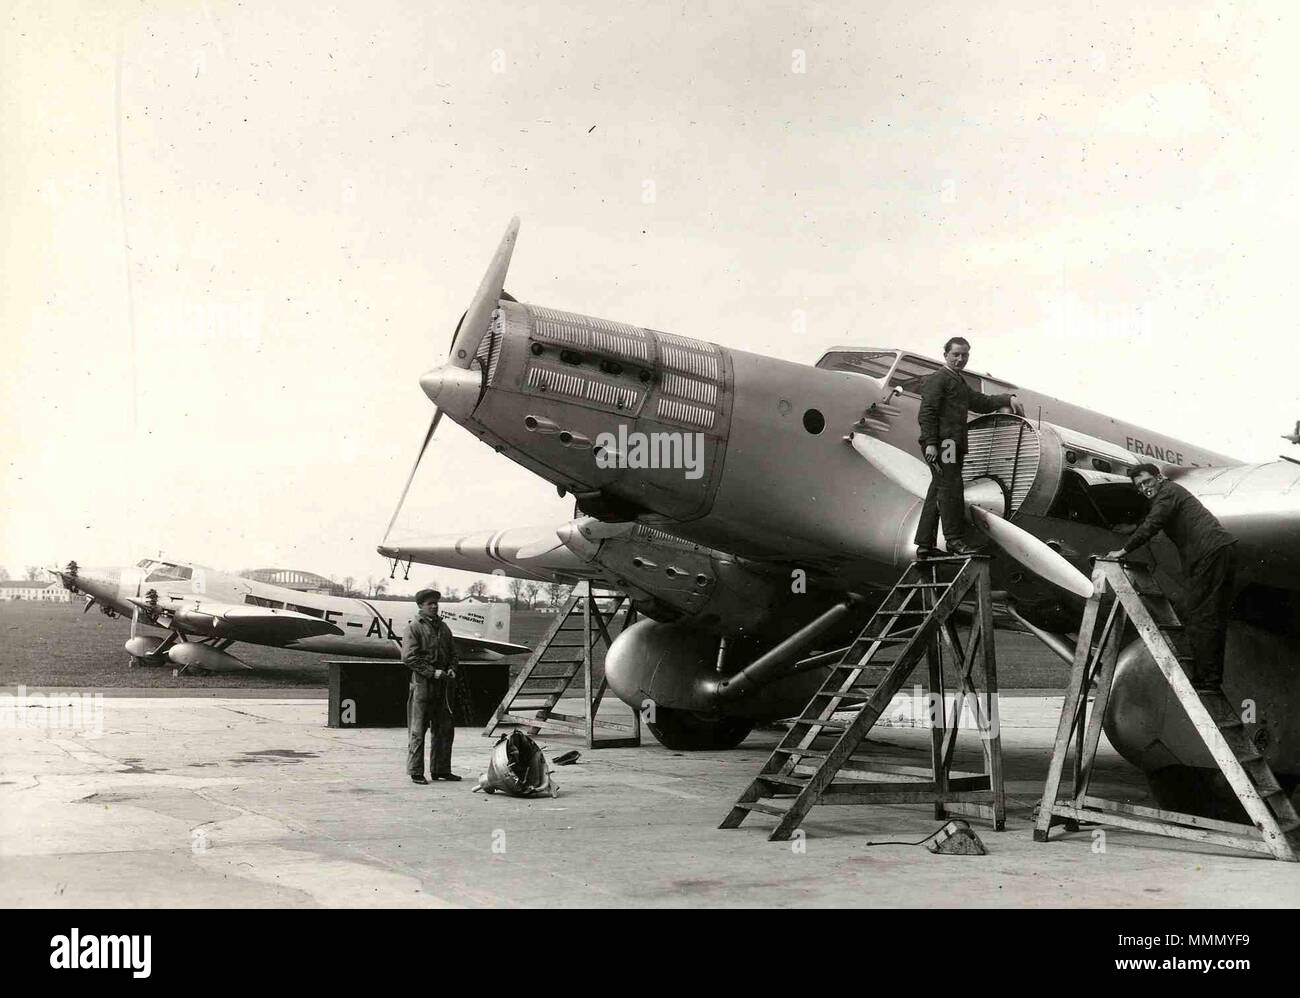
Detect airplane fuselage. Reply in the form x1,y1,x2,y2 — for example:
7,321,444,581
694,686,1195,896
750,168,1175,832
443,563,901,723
67,560,519,662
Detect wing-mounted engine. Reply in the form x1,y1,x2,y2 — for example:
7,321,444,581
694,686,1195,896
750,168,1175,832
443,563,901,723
961,412,1145,523
952,414,1148,629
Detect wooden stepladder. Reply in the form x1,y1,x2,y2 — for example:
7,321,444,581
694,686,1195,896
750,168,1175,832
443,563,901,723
482,582,641,749
1034,558,1300,861
721,556,1005,841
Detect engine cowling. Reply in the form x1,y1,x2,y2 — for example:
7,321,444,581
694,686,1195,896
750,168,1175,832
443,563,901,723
1104,622,1300,778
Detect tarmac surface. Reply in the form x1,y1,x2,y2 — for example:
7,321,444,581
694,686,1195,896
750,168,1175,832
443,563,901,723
2,691,1298,907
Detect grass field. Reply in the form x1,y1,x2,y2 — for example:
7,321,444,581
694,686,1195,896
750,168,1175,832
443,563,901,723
0,599,1068,691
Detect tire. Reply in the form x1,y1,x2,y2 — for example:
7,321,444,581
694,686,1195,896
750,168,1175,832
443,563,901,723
646,706,753,750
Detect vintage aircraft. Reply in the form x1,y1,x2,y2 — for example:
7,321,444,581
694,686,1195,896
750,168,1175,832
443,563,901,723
55,558,527,673
379,217,1300,813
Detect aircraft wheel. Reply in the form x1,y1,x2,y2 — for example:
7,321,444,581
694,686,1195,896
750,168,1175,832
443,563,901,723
646,706,753,750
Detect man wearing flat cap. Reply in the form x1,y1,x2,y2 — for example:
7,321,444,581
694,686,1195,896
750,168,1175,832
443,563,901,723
403,588,461,784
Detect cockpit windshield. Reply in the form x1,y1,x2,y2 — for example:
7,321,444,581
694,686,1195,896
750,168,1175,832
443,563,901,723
141,561,192,582
816,349,899,379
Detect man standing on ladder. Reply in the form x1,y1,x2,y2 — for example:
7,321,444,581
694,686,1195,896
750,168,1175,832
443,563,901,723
1107,463,1238,693
403,589,462,784
914,336,1021,558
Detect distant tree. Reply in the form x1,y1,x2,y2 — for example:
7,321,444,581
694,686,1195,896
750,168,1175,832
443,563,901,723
370,578,388,598
524,581,541,607
442,585,460,601
545,581,572,608
0,566,9,581
25,566,42,581
508,577,527,608
466,580,490,600
341,575,356,595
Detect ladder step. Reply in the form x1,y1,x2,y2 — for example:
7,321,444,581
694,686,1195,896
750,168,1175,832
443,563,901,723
758,774,810,788
792,719,849,732
845,637,912,649
734,800,790,817
773,747,828,760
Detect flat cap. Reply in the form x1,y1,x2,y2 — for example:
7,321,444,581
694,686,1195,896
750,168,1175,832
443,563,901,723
414,588,442,604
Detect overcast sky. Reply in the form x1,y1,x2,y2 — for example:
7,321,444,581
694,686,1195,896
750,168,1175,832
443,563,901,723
3,0,1297,594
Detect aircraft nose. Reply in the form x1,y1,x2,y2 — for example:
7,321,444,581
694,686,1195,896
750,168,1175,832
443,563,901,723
419,364,483,417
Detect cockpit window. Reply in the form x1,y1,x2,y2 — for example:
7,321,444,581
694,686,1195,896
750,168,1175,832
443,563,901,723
816,350,899,380
890,354,981,394
145,562,193,582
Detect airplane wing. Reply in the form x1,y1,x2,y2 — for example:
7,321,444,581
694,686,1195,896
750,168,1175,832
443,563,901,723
379,523,605,584
1191,461,1300,590
130,597,345,644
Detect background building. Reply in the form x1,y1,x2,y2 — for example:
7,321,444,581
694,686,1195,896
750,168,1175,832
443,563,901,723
0,579,71,602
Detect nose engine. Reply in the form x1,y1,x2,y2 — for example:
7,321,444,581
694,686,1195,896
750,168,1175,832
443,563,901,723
451,298,736,524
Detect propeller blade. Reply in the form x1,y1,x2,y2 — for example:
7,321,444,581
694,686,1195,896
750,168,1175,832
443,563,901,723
448,216,520,369
381,408,443,547
968,506,1094,599
850,431,1093,598
849,432,931,498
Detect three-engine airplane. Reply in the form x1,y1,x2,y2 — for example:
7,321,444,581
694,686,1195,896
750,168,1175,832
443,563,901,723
379,218,1300,814
55,558,527,674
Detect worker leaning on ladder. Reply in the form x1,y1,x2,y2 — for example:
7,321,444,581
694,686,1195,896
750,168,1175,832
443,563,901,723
402,588,462,784
1107,463,1238,694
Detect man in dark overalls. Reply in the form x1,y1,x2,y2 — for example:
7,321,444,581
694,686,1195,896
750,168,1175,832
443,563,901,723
402,589,461,784
914,336,1020,557
1107,464,1238,693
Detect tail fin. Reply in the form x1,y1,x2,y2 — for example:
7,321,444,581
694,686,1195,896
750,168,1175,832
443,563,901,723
441,598,512,643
